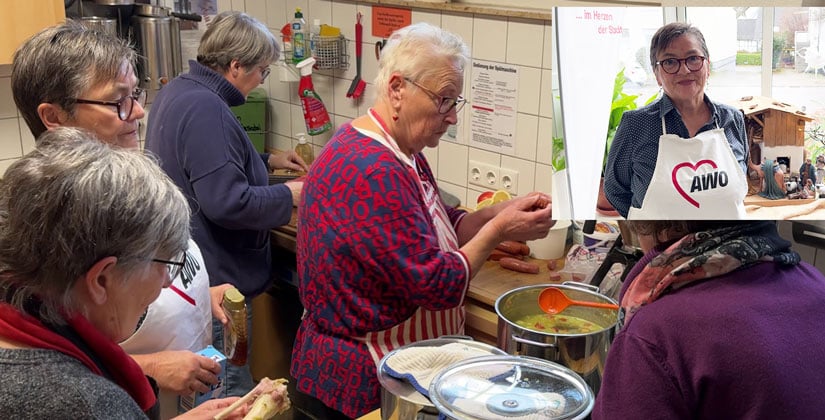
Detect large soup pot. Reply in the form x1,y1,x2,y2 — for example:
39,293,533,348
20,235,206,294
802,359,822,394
377,336,506,420
495,282,618,395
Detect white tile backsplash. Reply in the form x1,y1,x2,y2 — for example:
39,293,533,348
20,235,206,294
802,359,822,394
0,118,22,160
0,2,554,202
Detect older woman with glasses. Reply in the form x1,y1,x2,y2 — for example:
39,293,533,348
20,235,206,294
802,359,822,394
291,22,554,419
603,22,749,219
0,127,247,419
146,11,311,398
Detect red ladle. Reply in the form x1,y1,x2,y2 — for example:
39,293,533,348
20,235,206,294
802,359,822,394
538,287,619,315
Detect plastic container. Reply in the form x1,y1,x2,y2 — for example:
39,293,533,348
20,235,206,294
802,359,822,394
295,133,314,166
296,57,332,136
309,18,321,58
221,287,248,366
291,8,307,64
527,219,572,260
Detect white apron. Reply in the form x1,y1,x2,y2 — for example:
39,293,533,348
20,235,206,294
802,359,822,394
358,110,468,365
628,116,747,219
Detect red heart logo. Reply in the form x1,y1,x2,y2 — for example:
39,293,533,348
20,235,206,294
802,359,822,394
671,159,718,208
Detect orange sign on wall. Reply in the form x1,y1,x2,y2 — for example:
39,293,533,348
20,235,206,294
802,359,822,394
371,6,411,38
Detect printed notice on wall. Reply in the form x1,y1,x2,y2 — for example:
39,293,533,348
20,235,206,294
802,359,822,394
469,60,519,155
371,6,411,38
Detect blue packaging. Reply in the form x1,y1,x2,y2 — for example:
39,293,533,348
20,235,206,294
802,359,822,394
178,345,227,413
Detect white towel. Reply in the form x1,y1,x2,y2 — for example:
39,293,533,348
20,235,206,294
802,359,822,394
381,342,493,397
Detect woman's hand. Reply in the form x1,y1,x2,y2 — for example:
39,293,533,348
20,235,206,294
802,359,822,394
269,150,309,173
132,350,221,395
173,396,247,420
488,193,554,243
210,283,236,325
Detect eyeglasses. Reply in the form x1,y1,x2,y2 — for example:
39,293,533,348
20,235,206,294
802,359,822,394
655,56,706,74
74,88,147,121
260,65,271,82
404,77,466,114
152,251,187,281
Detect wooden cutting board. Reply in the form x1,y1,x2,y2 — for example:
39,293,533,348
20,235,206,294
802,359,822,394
468,257,565,307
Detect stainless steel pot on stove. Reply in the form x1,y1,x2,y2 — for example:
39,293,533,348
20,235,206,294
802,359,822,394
130,6,181,92
77,16,118,37
377,337,506,420
495,282,618,395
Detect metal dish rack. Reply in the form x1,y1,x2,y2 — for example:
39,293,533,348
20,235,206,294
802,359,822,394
281,35,349,71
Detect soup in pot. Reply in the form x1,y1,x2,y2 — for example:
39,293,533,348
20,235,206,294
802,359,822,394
515,313,604,334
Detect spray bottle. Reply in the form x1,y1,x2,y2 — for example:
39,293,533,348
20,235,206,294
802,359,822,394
295,133,315,167
296,57,332,136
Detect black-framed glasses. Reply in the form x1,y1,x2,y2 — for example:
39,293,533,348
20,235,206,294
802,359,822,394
259,65,271,82
73,88,147,121
404,77,466,114
152,251,187,280
655,55,706,74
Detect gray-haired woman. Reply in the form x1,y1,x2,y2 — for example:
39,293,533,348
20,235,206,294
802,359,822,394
603,22,749,219
291,22,553,418
0,127,246,419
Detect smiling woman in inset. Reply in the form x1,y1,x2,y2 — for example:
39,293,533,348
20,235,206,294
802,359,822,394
603,22,749,219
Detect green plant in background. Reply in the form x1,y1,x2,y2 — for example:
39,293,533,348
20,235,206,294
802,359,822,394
772,33,786,70
805,119,825,161
552,136,566,172
603,68,657,172
736,52,762,65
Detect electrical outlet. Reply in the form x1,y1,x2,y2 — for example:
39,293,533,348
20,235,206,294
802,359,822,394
468,160,500,189
500,168,519,194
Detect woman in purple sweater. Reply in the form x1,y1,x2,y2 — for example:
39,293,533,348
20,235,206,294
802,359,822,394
593,221,825,419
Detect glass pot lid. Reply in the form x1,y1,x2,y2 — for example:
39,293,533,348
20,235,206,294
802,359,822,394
428,355,594,420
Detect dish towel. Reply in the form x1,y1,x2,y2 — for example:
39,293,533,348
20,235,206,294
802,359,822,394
381,342,493,398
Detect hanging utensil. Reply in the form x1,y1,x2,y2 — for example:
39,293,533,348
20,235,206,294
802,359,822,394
346,12,366,99
537,287,619,315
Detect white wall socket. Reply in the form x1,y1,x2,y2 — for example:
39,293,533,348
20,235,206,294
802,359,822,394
500,168,519,194
468,160,500,189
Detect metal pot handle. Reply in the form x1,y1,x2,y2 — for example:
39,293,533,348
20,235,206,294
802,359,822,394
562,281,601,293
511,334,557,348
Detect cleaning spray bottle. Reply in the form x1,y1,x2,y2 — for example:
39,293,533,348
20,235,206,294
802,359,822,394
296,57,332,136
295,133,314,167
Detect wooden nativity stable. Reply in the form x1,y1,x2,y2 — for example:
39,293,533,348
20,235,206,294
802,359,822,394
733,95,814,195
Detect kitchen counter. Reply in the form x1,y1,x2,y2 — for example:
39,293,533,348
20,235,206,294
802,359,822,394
270,207,563,345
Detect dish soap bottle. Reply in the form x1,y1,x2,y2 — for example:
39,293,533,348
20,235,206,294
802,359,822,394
295,133,314,167
221,287,248,366
296,57,332,135
291,8,307,64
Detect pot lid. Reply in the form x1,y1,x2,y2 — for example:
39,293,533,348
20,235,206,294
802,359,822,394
429,355,593,420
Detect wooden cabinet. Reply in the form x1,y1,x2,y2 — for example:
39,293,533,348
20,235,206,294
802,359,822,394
1,1,65,64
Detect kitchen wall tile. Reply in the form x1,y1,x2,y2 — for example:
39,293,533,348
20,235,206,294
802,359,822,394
542,21,553,71
20,122,35,155
439,181,466,209
286,1,311,25
422,146,438,178
0,159,16,177
442,13,474,53
437,141,469,187
468,147,501,167
0,119,22,160
270,132,293,153
270,99,293,137
245,0,267,23
307,0,333,28
332,78,360,120
0,77,16,119
266,0,288,30
216,0,232,13
500,155,535,196
330,2,357,41
514,113,538,161
517,66,541,116
290,103,305,137
0,65,10,78
411,10,441,27
269,68,294,102
506,18,544,68
539,69,553,119
471,16,507,63
536,116,553,166
535,163,553,195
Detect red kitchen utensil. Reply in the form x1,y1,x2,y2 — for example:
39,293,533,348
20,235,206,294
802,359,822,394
538,287,619,315
346,12,366,99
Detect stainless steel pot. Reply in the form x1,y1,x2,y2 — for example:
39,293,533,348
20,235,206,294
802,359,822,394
77,16,118,37
495,283,618,395
130,13,182,91
377,337,506,420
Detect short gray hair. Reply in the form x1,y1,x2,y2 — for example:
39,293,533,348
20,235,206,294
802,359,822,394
11,20,136,139
649,22,709,70
0,127,190,325
197,11,279,73
374,22,470,96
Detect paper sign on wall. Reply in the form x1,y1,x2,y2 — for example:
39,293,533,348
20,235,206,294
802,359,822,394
555,7,626,219
469,60,519,155
371,6,411,38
